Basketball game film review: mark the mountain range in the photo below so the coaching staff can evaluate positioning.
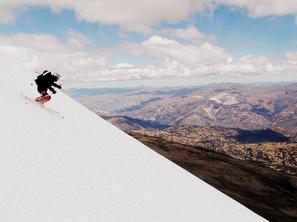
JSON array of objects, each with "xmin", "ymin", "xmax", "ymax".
[{"xmin": 66, "ymin": 83, "xmax": 297, "ymax": 139}]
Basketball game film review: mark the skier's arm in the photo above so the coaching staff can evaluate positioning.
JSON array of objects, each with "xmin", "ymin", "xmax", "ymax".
[
  {"xmin": 48, "ymin": 86, "xmax": 57, "ymax": 94},
  {"xmin": 52, "ymin": 82, "xmax": 62, "ymax": 89}
]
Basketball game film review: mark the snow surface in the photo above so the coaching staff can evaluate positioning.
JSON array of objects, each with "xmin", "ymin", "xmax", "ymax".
[{"xmin": 0, "ymin": 53, "xmax": 267, "ymax": 221}]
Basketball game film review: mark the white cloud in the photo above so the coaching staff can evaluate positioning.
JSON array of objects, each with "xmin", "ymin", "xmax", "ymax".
[
  {"xmin": 284, "ymin": 52, "xmax": 297, "ymax": 66},
  {"xmin": 95, "ymin": 54, "xmax": 290, "ymax": 82},
  {"xmin": 0, "ymin": 6, "xmax": 18, "ymax": 23},
  {"xmin": 138, "ymin": 35, "xmax": 230, "ymax": 67},
  {"xmin": 1, "ymin": 1, "xmax": 297, "ymax": 32},
  {"xmin": 0, "ymin": 32, "xmax": 107, "ymax": 80},
  {"xmin": 217, "ymin": 0, "xmax": 297, "ymax": 19},
  {"xmin": 117, "ymin": 35, "xmax": 296, "ymax": 80},
  {"xmin": 0, "ymin": 0, "xmax": 212, "ymax": 32},
  {"xmin": 0, "ymin": 32, "xmax": 295, "ymax": 83},
  {"xmin": 110, "ymin": 35, "xmax": 297, "ymax": 81},
  {"xmin": 206, "ymin": 55, "xmax": 283, "ymax": 76},
  {"xmin": 160, "ymin": 26, "xmax": 216, "ymax": 44}
]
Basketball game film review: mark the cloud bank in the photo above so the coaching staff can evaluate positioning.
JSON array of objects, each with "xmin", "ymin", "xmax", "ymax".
[
  {"xmin": 0, "ymin": 29, "xmax": 295, "ymax": 83},
  {"xmin": 1, "ymin": 1, "xmax": 297, "ymax": 31}
]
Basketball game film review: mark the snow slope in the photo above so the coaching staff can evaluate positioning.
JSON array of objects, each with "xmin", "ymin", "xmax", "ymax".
[{"xmin": 0, "ymin": 54, "xmax": 267, "ymax": 221}]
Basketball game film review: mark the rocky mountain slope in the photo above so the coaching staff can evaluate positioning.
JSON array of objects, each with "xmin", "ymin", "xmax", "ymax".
[
  {"xmin": 129, "ymin": 131, "xmax": 297, "ymax": 222},
  {"xmin": 66, "ymin": 83, "xmax": 297, "ymax": 138},
  {"xmin": 101, "ymin": 115, "xmax": 170, "ymax": 131},
  {"xmin": 130, "ymin": 125, "xmax": 297, "ymax": 175}
]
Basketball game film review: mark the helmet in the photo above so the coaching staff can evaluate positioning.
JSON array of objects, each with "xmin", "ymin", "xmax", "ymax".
[{"xmin": 41, "ymin": 70, "xmax": 49, "ymax": 75}]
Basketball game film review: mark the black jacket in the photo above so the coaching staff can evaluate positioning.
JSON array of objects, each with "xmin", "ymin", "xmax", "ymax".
[{"xmin": 35, "ymin": 71, "xmax": 61, "ymax": 93}]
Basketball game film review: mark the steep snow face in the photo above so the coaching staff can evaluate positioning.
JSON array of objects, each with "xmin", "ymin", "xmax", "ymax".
[{"xmin": 0, "ymin": 54, "xmax": 266, "ymax": 222}]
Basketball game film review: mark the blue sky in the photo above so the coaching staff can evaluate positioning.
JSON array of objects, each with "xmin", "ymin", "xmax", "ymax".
[
  {"xmin": 0, "ymin": 8, "xmax": 121, "ymax": 48},
  {"xmin": 195, "ymin": 6, "xmax": 297, "ymax": 58},
  {"xmin": 2, "ymin": 5, "xmax": 296, "ymax": 57},
  {"xmin": 0, "ymin": 1, "xmax": 296, "ymax": 86}
]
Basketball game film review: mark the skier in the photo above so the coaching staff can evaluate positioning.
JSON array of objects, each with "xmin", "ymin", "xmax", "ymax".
[{"xmin": 35, "ymin": 70, "xmax": 62, "ymax": 104}]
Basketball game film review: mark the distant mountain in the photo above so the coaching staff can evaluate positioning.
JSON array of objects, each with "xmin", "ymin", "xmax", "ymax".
[
  {"xmin": 101, "ymin": 115, "xmax": 170, "ymax": 131},
  {"xmin": 66, "ymin": 83, "xmax": 297, "ymax": 138},
  {"xmin": 112, "ymin": 83, "xmax": 297, "ymax": 139}
]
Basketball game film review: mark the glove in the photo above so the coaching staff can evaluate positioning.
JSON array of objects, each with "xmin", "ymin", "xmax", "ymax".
[
  {"xmin": 57, "ymin": 85, "xmax": 62, "ymax": 89},
  {"xmin": 52, "ymin": 90, "xmax": 57, "ymax": 94}
]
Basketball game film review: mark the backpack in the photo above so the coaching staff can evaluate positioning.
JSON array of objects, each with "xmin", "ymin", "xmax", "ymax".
[{"xmin": 35, "ymin": 71, "xmax": 50, "ymax": 85}]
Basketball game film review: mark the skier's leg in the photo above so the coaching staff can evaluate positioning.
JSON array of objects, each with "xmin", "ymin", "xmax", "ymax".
[
  {"xmin": 37, "ymin": 85, "xmax": 48, "ymax": 95},
  {"xmin": 36, "ymin": 86, "xmax": 48, "ymax": 102},
  {"xmin": 41, "ymin": 90, "xmax": 48, "ymax": 96},
  {"xmin": 37, "ymin": 85, "xmax": 44, "ymax": 94}
]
